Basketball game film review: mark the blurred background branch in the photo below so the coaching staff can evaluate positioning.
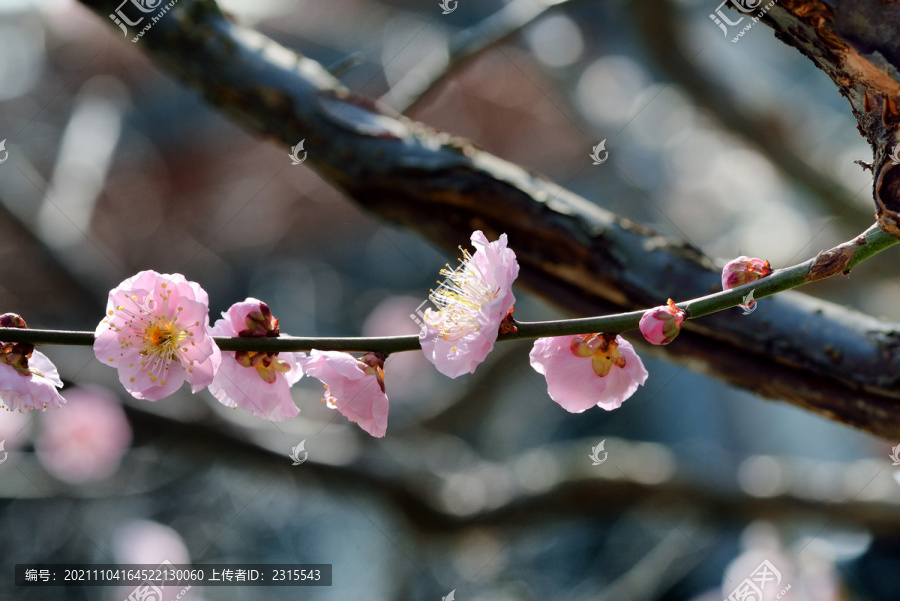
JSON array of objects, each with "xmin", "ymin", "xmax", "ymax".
[
  {"xmin": 382, "ymin": 0, "xmax": 585, "ymax": 113},
  {"xmin": 7, "ymin": 403, "xmax": 900, "ymax": 534}
]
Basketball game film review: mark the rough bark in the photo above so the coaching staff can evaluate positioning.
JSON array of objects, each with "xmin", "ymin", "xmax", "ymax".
[
  {"xmin": 757, "ymin": 1, "xmax": 900, "ymax": 233},
  {"xmin": 74, "ymin": 0, "xmax": 900, "ymax": 437}
]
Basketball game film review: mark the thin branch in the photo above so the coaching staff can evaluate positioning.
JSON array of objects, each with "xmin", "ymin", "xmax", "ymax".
[{"xmin": 2, "ymin": 222, "xmax": 896, "ymax": 353}]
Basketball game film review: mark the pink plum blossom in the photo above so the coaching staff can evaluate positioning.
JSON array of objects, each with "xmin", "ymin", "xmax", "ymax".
[
  {"xmin": 722, "ymin": 256, "xmax": 772, "ymax": 310},
  {"xmin": 302, "ymin": 350, "xmax": 389, "ymax": 438},
  {"xmin": 94, "ymin": 270, "xmax": 221, "ymax": 401},
  {"xmin": 639, "ymin": 299, "xmax": 686, "ymax": 345},
  {"xmin": 208, "ymin": 298, "xmax": 304, "ymax": 421},
  {"xmin": 36, "ymin": 386, "xmax": 131, "ymax": 484},
  {"xmin": 529, "ymin": 333, "xmax": 648, "ymax": 412},
  {"xmin": 0, "ymin": 351, "xmax": 65, "ymax": 413},
  {"xmin": 420, "ymin": 230, "xmax": 519, "ymax": 378},
  {"xmin": 0, "ymin": 313, "xmax": 65, "ymax": 412}
]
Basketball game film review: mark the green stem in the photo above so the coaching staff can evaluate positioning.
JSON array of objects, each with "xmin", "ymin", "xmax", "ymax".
[{"xmin": 1, "ymin": 224, "xmax": 896, "ymax": 355}]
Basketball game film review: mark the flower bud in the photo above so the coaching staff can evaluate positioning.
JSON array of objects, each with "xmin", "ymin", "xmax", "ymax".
[
  {"xmin": 239, "ymin": 302, "xmax": 279, "ymax": 338},
  {"xmin": 721, "ymin": 256, "xmax": 772, "ymax": 291},
  {"xmin": 0, "ymin": 313, "xmax": 28, "ymax": 329},
  {"xmin": 639, "ymin": 299, "xmax": 685, "ymax": 345}
]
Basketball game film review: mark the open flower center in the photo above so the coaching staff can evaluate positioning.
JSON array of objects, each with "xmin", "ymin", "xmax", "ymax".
[
  {"xmin": 105, "ymin": 292, "xmax": 198, "ymax": 386},
  {"xmin": 141, "ymin": 317, "xmax": 187, "ymax": 360},
  {"xmin": 428, "ymin": 249, "xmax": 500, "ymax": 341},
  {"xmin": 235, "ymin": 350, "xmax": 291, "ymax": 383},
  {"xmin": 142, "ymin": 319, "xmax": 179, "ymax": 350},
  {"xmin": 570, "ymin": 333, "xmax": 627, "ymax": 377}
]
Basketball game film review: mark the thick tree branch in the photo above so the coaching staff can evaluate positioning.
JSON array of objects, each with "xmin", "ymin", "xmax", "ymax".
[
  {"xmin": 71, "ymin": 0, "xmax": 900, "ymax": 437},
  {"xmin": 755, "ymin": 1, "xmax": 900, "ymax": 234}
]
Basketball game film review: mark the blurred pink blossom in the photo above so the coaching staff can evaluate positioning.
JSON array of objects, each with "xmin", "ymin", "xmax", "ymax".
[
  {"xmin": 529, "ymin": 333, "xmax": 648, "ymax": 412},
  {"xmin": 208, "ymin": 299, "xmax": 304, "ymax": 421},
  {"xmin": 113, "ymin": 519, "xmax": 191, "ymax": 565},
  {"xmin": 0, "ymin": 409, "xmax": 31, "ymax": 452},
  {"xmin": 420, "ymin": 230, "xmax": 519, "ymax": 378},
  {"xmin": 94, "ymin": 270, "xmax": 221, "ymax": 401},
  {"xmin": 363, "ymin": 296, "xmax": 438, "ymax": 404},
  {"xmin": 113, "ymin": 520, "xmax": 195, "ymax": 601},
  {"xmin": 639, "ymin": 299, "xmax": 685, "ymax": 345},
  {"xmin": 302, "ymin": 350, "xmax": 389, "ymax": 437},
  {"xmin": 36, "ymin": 386, "xmax": 131, "ymax": 484}
]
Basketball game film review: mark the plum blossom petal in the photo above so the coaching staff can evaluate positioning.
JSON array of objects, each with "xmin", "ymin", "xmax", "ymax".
[
  {"xmin": 0, "ymin": 351, "xmax": 65, "ymax": 413},
  {"xmin": 529, "ymin": 333, "xmax": 648, "ymax": 413},
  {"xmin": 208, "ymin": 298, "xmax": 304, "ymax": 421},
  {"xmin": 420, "ymin": 230, "xmax": 519, "ymax": 378},
  {"xmin": 36, "ymin": 386, "xmax": 131, "ymax": 484},
  {"xmin": 302, "ymin": 350, "xmax": 389, "ymax": 438},
  {"xmin": 639, "ymin": 299, "xmax": 686, "ymax": 345},
  {"xmin": 0, "ymin": 313, "xmax": 65, "ymax": 412},
  {"xmin": 94, "ymin": 270, "xmax": 221, "ymax": 401}
]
